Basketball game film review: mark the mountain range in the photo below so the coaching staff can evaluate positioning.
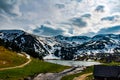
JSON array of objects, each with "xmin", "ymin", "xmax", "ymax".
[{"xmin": 0, "ymin": 30, "xmax": 120, "ymax": 60}]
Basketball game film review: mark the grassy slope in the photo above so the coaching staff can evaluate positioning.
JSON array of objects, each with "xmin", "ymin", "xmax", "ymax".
[
  {"xmin": 0, "ymin": 46, "xmax": 28, "ymax": 68},
  {"xmin": 0, "ymin": 46, "xmax": 70, "ymax": 80},
  {"xmin": 0, "ymin": 58, "xmax": 70, "ymax": 80}
]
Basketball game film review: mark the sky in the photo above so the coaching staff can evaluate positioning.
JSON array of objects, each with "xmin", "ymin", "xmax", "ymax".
[{"xmin": 0, "ymin": 0, "xmax": 120, "ymax": 37}]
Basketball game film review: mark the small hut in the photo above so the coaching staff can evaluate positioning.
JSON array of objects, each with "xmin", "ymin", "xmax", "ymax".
[{"xmin": 93, "ymin": 65, "xmax": 120, "ymax": 80}]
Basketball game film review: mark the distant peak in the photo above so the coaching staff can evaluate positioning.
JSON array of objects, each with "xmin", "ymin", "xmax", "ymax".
[{"xmin": 0, "ymin": 29, "xmax": 25, "ymax": 33}]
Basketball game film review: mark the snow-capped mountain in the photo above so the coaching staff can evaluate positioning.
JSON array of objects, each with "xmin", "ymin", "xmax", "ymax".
[
  {"xmin": 0, "ymin": 30, "xmax": 120, "ymax": 60},
  {"xmin": 55, "ymin": 35, "xmax": 90, "ymax": 44},
  {"xmin": 76, "ymin": 34, "xmax": 120, "ymax": 54},
  {"xmin": 0, "ymin": 30, "xmax": 49, "ymax": 59}
]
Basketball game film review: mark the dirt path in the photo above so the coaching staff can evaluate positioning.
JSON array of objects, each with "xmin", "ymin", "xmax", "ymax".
[
  {"xmin": 73, "ymin": 73, "xmax": 92, "ymax": 80},
  {"xmin": 33, "ymin": 67, "xmax": 85, "ymax": 80},
  {"xmin": 0, "ymin": 53, "xmax": 31, "ymax": 71}
]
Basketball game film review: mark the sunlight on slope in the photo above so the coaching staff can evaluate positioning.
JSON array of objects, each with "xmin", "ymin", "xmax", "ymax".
[{"xmin": 0, "ymin": 46, "xmax": 28, "ymax": 68}]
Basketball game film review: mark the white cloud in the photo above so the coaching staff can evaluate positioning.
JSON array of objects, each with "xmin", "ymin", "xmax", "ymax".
[
  {"xmin": 0, "ymin": 0, "xmax": 120, "ymax": 36},
  {"xmin": 0, "ymin": 0, "xmax": 22, "ymax": 16}
]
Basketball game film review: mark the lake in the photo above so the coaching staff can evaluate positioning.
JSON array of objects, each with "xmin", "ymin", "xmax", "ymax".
[{"xmin": 45, "ymin": 60, "xmax": 101, "ymax": 67}]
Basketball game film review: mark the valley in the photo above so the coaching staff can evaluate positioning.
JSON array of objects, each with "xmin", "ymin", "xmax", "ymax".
[
  {"xmin": 0, "ymin": 30, "xmax": 120, "ymax": 80},
  {"xmin": 0, "ymin": 0, "xmax": 119, "ymax": 80}
]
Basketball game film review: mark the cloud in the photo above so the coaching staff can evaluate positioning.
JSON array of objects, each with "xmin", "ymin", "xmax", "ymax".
[
  {"xmin": 0, "ymin": 0, "xmax": 120, "ymax": 37},
  {"xmin": 81, "ymin": 13, "xmax": 91, "ymax": 18},
  {"xmin": 61, "ymin": 16, "xmax": 87, "ymax": 28},
  {"xmin": 44, "ymin": 21, "xmax": 52, "ymax": 25},
  {"xmin": 98, "ymin": 25, "xmax": 120, "ymax": 34},
  {"xmin": 101, "ymin": 16, "xmax": 115, "ymax": 21},
  {"xmin": 0, "ymin": 0, "xmax": 21, "ymax": 16},
  {"xmin": 69, "ymin": 17, "xmax": 87, "ymax": 27},
  {"xmin": 55, "ymin": 3, "xmax": 65, "ymax": 9},
  {"xmin": 33, "ymin": 25, "xmax": 64, "ymax": 36},
  {"xmin": 101, "ymin": 15, "xmax": 120, "ymax": 22},
  {"xmin": 81, "ymin": 32, "xmax": 95, "ymax": 37},
  {"xmin": 95, "ymin": 5, "xmax": 105, "ymax": 12},
  {"xmin": 71, "ymin": 0, "xmax": 82, "ymax": 2},
  {"xmin": 0, "ymin": 14, "xmax": 10, "ymax": 22}
]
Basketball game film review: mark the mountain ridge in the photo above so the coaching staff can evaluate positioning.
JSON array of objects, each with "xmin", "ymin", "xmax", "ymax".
[{"xmin": 0, "ymin": 30, "xmax": 120, "ymax": 60}]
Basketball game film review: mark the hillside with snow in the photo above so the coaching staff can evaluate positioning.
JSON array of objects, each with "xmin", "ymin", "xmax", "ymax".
[
  {"xmin": 0, "ymin": 30, "xmax": 120, "ymax": 60},
  {"xmin": 0, "ymin": 30, "xmax": 49, "ymax": 59}
]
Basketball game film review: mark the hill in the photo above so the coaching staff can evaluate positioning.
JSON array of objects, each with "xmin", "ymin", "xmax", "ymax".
[
  {"xmin": 0, "ymin": 46, "xmax": 69, "ymax": 80},
  {"xmin": 0, "ymin": 46, "xmax": 28, "ymax": 69}
]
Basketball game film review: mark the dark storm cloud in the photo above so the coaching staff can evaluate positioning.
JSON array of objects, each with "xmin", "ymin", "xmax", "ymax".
[
  {"xmin": 0, "ymin": 0, "xmax": 21, "ymax": 16},
  {"xmin": 95, "ymin": 5, "xmax": 105, "ymax": 12},
  {"xmin": 70, "ymin": 17, "xmax": 87, "ymax": 27},
  {"xmin": 33, "ymin": 25, "xmax": 64, "ymax": 36},
  {"xmin": 98, "ymin": 25, "xmax": 120, "ymax": 34}
]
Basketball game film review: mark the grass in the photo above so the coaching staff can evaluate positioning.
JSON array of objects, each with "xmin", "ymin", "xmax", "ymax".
[
  {"xmin": 0, "ymin": 46, "xmax": 70, "ymax": 80},
  {"xmin": 103, "ymin": 61, "xmax": 120, "ymax": 66},
  {"xmin": 0, "ymin": 58, "xmax": 70, "ymax": 80},
  {"xmin": 0, "ymin": 46, "xmax": 28, "ymax": 68},
  {"xmin": 85, "ymin": 75, "xmax": 93, "ymax": 80}
]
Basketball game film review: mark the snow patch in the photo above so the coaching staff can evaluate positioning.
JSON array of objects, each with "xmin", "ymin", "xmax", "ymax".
[{"xmin": 43, "ymin": 54, "xmax": 60, "ymax": 60}]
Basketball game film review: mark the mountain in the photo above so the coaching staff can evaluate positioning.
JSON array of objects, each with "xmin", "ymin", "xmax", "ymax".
[
  {"xmin": 77, "ymin": 34, "xmax": 120, "ymax": 53},
  {"xmin": 0, "ymin": 30, "xmax": 120, "ymax": 60},
  {"xmin": 42, "ymin": 34, "xmax": 120, "ymax": 60},
  {"xmin": 0, "ymin": 30, "xmax": 48, "ymax": 59}
]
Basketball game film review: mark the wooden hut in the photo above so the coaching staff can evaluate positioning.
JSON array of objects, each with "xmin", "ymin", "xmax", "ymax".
[{"xmin": 93, "ymin": 65, "xmax": 120, "ymax": 80}]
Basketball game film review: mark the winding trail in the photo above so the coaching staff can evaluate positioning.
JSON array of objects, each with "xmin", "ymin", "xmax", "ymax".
[
  {"xmin": 0, "ymin": 53, "xmax": 31, "ymax": 71},
  {"xmin": 73, "ymin": 73, "xmax": 92, "ymax": 80}
]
